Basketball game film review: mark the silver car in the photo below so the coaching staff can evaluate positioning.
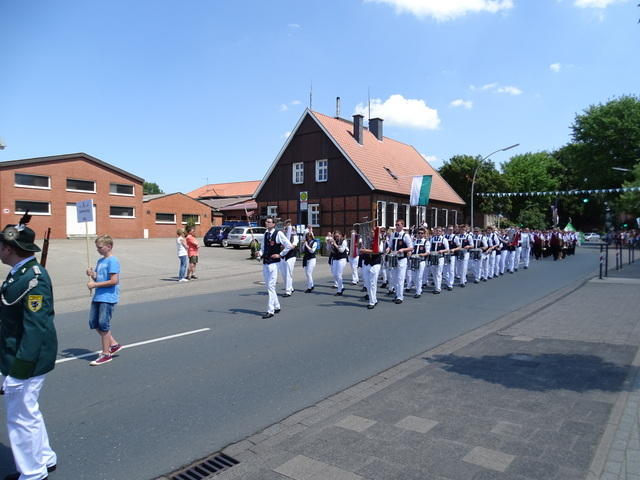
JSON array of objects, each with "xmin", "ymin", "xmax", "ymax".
[{"xmin": 226, "ymin": 227, "xmax": 266, "ymax": 248}]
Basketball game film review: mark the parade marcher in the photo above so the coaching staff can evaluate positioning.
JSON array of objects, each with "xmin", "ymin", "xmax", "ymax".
[
  {"xmin": 549, "ymin": 228, "xmax": 562, "ymax": 261},
  {"xmin": 0, "ymin": 217, "xmax": 58, "ymax": 480},
  {"xmin": 506, "ymin": 228, "xmax": 521, "ymax": 273},
  {"xmin": 386, "ymin": 219, "xmax": 413, "ymax": 304},
  {"xmin": 348, "ymin": 229, "xmax": 360, "ymax": 285},
  {"xmin": 360, "ymin": 228, "xmax": 384, "ymax": 309},
  {"xmin": 428, "ymin": 227, "xmax": 450, "ymax": 294},
  {"xmin": 532, "ymin": 230, "xmax": 543, "ymax": 260},
  {"xmin": 327, "ymin": 231, "xmax": 349, "ymax": 296},
  {"xmin": 280, "ymin": 220, "xmax": 298, "ymax": 297},
  {"xmin": 443, "ymin": 226, "xmax": 459, "ymax": 290},
  {"xmin": 379, "ymin": 227, "xmax": 389, "ymax": 289},
  {"xmin": 302, "ymin": 231, "xmax": 317, "ymax": 293},
  {"xmin": 408, "ymin": 227, "xmax": 429, "ymax": 298},
  {"xmin": 520, "ymin": 227, "xmax": 532, "ymax": 269},
  {"xmin": 455, "ymin": 226, "xmax": 472, "ymax": 287},
  {"xmin": 485, "ymin": 226, "xmax": 498, "ymax": 280},
  {"xmin": 257, "ymin": 217, "xmax": 292, "ymax": 319},
  {"xmin": 470, "ymin": 227, "xmax": 487, "ymax": 283}
]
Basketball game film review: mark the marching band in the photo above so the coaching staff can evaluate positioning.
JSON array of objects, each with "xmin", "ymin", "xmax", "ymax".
[{"xmin": 258, "ymin": 217, "xmax": 580, "ymax": 316}]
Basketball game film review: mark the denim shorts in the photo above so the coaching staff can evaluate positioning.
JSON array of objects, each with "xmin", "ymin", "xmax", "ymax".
[{"xmin": 89, "ymin": 302, "xmax": 115, "ymax": 332}]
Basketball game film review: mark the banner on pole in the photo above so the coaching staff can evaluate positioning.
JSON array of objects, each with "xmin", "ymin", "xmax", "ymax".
[
  {"xmin": 76, "ymin": 199, "xmax": 93, "ymax": 223},
  {"xmin": 410, "ymin": 175, "xmax": 432, "ymax": 207}
]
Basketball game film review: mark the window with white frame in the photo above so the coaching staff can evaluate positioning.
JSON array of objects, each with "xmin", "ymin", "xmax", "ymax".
[
  {"xmin": 155, "ymin": 213, "xmax": 176, "ymax": 224},
  {"xmin": 15, "ymin": 173, "xmax": 50, "ymax": 189},
  {"xmin": 292, "ymin": 162, "xmax": 304, "ymax": 184},
  {"xmin": 110, "ymin": 183, "xmax": 134, "ymax": 196},
  {"xmin": 419, "ymin": 206, "xmax": 427, "ymax": 225},
  {"xmin": 403, "ymin": 204, "xmax": 410, "ymax": 227},
  {"xmin": 110, "ymin": 206, "xmax": 135, "ymax": 218},
  {"xmin": 66, "ymin": 178, "xmax": 96, "ymax": 193},
  {"xmin": 385, "ymin": 202, "xmax": 397, "ymax": 227},
  {"xmin": 377, "ymin": 201, "xmax": 386, "ymax": 227},
  {"xmin": 452, "ymin": 210, "xmax": 458, "ymax": 226},
  {"xmin": 267, "ymin": 205, "xmax": 278, "ymax": 217},
  {"xmin": 181, "ymin": 214, "xmax": 201, "ymax": 225},
  {"xmin": 430, "ymin": 207, "xmax": 437, "ymax": 227},
  {"xmin": 15, "ymin": 200, "xmax": 50, "ymax": 215},
  {"xmin": 308, "ymin": 204, "xmax": 320, "ymax": 227},
  {"xmin": 315, "ymin": 159, "xmax": 328, "ymax": 182}
]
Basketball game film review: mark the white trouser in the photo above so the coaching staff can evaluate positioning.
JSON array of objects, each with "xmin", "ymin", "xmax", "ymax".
[
  {"xmin": 280, "ymin": 256, "xmax": 296, "ymax": 294},
  {"xmin": 507, "ymin": 249, "xmax": 517, "ymax": 272},
  {"xmin": 331, "ymin": 258, "xmax": 347, "ymax": 291},
  {"xmin": 363, "ymin": 263, "xmax": 381, "ymax": 306},
  {"xmin": 515, "ymin": 246, "xmax": 522, "ymax": 270},
  {"xmin": 349, "ymin": 256, "xmax": 359, "ymax": 283},
  {"xmin": 392, "ymin": 258, "xmax": 408, "ymax": 300},
  {"xmin": 492, "ymin": 250, "xmax": 500, "ymax": 277},
  {"xmin": 456, "ymin": 252, "xmax": 469, "ymax": 285},
  {"xmin": 429, "ymin": 257, "xmax": 444, "ymax": 291},
  {"xmin": 380, "ymin": 263, "xmax": 387, "ymax": 283},
  {"xmin": 443, "ymin": 256, "xmax": 455, "ymax": 288},
  {"xmin": 304, "ymin": 258, "xmax": 316, "ymax": 289},
  {"xmin": 4, "ymin": 375, "xmax": 56, "ymax": 480},
  {"xmin": 480, "ymin": 253, "xmax": 490, "ymax": 280},
  {"xmin": 499, "ymin": 250, "xmax": 508, "ymax": 274},
  {"xmin": 487, "ymin": 251, "xmax": 496, "ymax": 278},
  {"xmin": 471, "ymin": 258, "xmax": 482, "ymax": 282},
  {"xmin": 521, "ymin": 245, "xmax": 531, "ymax": 267},
  {"xmin": 263, "ymin": 263, "xmax": 280, "ymax": 313},
  {"xmin": 409, "ymin": 261, "xmax": 426, "ymax": 294}
]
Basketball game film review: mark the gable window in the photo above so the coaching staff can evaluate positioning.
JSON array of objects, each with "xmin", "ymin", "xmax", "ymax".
[
  {"xmin": 267, "ymin": 205, "xmax": 278, "ymax": 217},
  {"xmin": 15, "ymin": 173, "xmax": 50, "ymax": 189},
  {"xmin": 292, "ymin": 162, "xmax": 304, "ymax": 184},
  {"xmin": 156, "ymin": 213, "xmax": 176, "ymax": 224},
  {"xmin": 67, "ymin": 178, "xmax": 96, "ymax": 193},
  {"xmin": 110, "ymin": 183, "xmax": 134, "ymax": 196},
  {"xmin": 315, "ymin": 159, "xmax": 328, "ymax": 182},
  {"xmin": 15, "ymin": 200, "xmax": 50, "ymax": 215},
  {"xmin": 110, "ymin": 206, "xmax": 135, "ymax": 218},
  {"xmin": 377, "ymin": 201, "xmax": 386, "ymax": 227},
  {"xmin": 308, "ymin": 204, "xmax": 320, "ymax": 227},
  {"xmin": 181, "ymin": 214, "xmax": 201, "ymax": 225}
]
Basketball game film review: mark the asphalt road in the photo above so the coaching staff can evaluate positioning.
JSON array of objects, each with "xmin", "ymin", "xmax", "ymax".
[{"xmin": 0, "ymin": 248, "xmax": 601, "ymax": 480}]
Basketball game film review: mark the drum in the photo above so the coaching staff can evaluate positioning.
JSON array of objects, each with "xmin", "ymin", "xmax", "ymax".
[
  {"xmin": 470, "ymin": 248, "xmax": 482, "ymax": 260},
  {"xmin": 386, "ymin": 253, "xmax": 399, "ymax": 268},
  {"xmin": 409, "ymin": 255, "xmax": 422, "ymax": 270},
  {"xmin": 456, "ymin": 250, "xmax": 466, "ymax": 261},
  {"xmin": 443, "ymin": 253, "xmax": 452, "ymax": 265},
  {"xmin": 428, "ymin": 252, "xmax": 440, "ymax": 266}
]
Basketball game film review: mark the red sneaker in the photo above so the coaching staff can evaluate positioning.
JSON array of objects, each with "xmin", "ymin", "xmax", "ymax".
[
  {"xmin": 109, "ymin": 344, "xmax": 122, "ymax": 355},
  {"xmin": 90, "ymin": 354, "xmax": 113, "ymax": 366}
]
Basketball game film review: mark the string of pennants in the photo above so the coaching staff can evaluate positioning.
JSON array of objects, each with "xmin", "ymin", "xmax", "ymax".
[{"xmin": 477, "ymin": 186, "xmax": 640, "ymax": 197}]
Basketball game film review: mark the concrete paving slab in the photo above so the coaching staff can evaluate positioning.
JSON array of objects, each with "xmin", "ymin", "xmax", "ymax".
[{"xmin": 462, "ymin": 446, "xmax": 515, "ymax": 472}]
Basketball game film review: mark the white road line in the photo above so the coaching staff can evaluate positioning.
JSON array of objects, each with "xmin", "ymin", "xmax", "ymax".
[{"xmin": 55, "ymin": 328, "xmax": 211, "ymax": 364}]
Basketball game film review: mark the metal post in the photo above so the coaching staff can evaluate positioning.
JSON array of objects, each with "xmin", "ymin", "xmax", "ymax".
[
  {"xmin": 599, "ymin": 244, "xmax": 603, "ymax": 280},
  {"xmin": 605, "ymin": 243, "xmax": 609, "ymax": 277}
]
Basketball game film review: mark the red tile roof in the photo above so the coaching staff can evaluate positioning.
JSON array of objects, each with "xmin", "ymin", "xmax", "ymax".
[
  {"xmin": 188, "ymin": 180, "xmax": 261, "ymax": 199},
  {"xmin": 310, "ymin": 111, "xmax": 464, "ymax": 205}
]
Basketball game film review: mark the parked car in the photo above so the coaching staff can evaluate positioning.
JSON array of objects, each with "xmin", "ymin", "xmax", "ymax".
[
  {"xmin": 203, "ymin": 226, "xmax": 233, "ymax": 247},
  {"xmin": 584, "ymin": 232, "xmax": 601, "ymax": 242},
  {"xmin": 226, "ymin": 227, "xmax": 266, "ymax": 248}
]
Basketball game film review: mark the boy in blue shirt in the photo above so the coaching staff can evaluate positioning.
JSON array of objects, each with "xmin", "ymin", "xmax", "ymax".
[{"xmin": 86, "ymin": 234, "xmax": 122, "ymax": 366}]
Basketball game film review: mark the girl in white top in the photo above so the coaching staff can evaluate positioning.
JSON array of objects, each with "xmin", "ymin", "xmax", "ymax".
[{"xmin": 176, "ymin": 228, "xmax": 189, "ymax": 282}]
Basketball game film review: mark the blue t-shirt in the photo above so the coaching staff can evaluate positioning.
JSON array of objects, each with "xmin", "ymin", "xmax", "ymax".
[{"xmin": 93, "ymin": 256, "xmax": 120, "ymax": 304}]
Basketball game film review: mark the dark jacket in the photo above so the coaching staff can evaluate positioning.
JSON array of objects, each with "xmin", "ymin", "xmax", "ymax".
[{"xmin": 0, "ymin": 258, "xmax": 57, "ymax": 379}]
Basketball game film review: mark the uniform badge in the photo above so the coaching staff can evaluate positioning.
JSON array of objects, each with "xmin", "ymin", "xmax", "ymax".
[{"xmin": 27, "ymin": 295, "xmax": 43, "ymax": 312}]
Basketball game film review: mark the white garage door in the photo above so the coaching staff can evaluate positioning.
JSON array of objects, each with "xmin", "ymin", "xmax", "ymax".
[{"xmin": 66, "ymin": 203, "xmax": 96, "ymax": 237}]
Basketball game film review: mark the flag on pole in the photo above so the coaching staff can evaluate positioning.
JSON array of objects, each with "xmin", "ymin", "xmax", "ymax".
[{"xmin": 410, "ymin": 175, "xmax": 432, "ymax": 206}]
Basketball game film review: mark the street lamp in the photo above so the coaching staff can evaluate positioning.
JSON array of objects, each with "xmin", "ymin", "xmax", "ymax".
[{"xmin": 470, "ymin": 143, "xmax": 519, "ymax": 229}]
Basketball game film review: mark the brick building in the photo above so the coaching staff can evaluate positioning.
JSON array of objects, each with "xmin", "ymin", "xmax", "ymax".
[
  {"xmin": 0, "ymin": 153, "xmax": 144, "ymax": 239},
  {"xmin": 142, "ymin": 193, "xmax": 212, "ymax": 238},
  {"xmin": 188, "ymin": 180, "xmax": 260, "ymax": 225},
  {"xmin": 255, "ymin": 110, "xmax": 465, "ymax": 233}
]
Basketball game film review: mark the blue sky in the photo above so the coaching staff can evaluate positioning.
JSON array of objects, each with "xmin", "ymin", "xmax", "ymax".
[{"xmin": 1, "ymin": 0, "xmax": 637, "ymax": 194}]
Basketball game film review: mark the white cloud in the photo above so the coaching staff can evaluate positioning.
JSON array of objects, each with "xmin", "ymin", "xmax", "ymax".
[
  {"xmin": 422, "ymin": 153, "xmax": 443, "ymax": 169},
  {"xmin": 496, "ymin": 85, "xmax": 522, "ymax": 95},
  {"xmin": 450, "ymin": 99, "xmax": 473, "ymax": 109},
  {"xmin": 279, "ymin": 100, "xmax": 302, "ymax": 112},
  {"xmin": 354, "ymin": 94, "xmax": 440, "ymax": 130},
  {"xmin": 365, "ymin": 0, "xmax": 514, "ymax": 21},
  {"xmin": 574, "ymin": 0, "xmax": 624, "ymax": 8},
  {"xmin": 287, "ymin": 23, "xmax": 301, "ymax": 28},
  {"xmin": 279, "ymin": 104, "xmax": 288, "ymax": 112},
  {"xmin": 549, "ymin": 63, "xmax": 562, "ymax": 72},
  {"xmin": 290, "ymin": 100, "xmax": 301, "ymax": 105}
]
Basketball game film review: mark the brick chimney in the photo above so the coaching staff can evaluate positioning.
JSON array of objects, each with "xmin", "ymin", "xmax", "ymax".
[
  {"xmin": 353, "ymin": 114, "xmax": 364, "ymax": 144},
  {"xmin": 369, "ymin": 117, "xmax": 383, "ymax": 141}
]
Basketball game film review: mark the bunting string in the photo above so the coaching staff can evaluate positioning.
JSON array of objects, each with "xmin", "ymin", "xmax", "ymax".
[{"xmin": 477, "ymin": 186, "xmax": 640, "ymax": 197}]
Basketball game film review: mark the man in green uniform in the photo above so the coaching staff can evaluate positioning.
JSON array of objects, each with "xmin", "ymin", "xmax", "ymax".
[{"xmin": 0, "ymin": 222, "xmax": 57, "ymax": 480}]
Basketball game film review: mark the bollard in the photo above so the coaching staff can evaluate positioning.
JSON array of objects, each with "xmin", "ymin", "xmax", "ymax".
[{"xmin": 599, "ymin": 244, "xmax": 604, "ymax": 280}]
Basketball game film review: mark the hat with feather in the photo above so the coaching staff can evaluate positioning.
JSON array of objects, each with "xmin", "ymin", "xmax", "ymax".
[{"xmin": 0, "ymin": 211, "xmax": 41, "ymax": 252}]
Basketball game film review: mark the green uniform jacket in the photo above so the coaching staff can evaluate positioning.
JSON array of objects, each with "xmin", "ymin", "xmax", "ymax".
[{"xmin": 0, "ymin": 258, "xmax": 58, "ymax": 379}]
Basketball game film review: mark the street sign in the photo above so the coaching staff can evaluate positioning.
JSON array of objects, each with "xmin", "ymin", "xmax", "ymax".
[
  {"xmin": 76, "ymin": 199, "xmax": 94, "ymax": 223},
  {"xmin": 300, "ymin": 201, "xmax": 308, "ymax": 211},
  {"xmin": 299, "ymin": 191, "xmax": 308, "ymax": 202}
]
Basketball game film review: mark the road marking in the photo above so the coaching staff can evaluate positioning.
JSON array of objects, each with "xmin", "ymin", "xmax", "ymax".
[{"xmin": 55, "ymin": 328, "xmax": 211, "ymax": 364}]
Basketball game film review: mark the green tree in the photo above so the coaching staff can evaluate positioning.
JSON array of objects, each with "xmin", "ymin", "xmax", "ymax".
[
  {"xmin": 143, "ymin": 182, "xmax": 164, "ymax": 194},
  {"xmin": 616, "ymin": 162, "xmax": 640, "ymax": 215},
  {"xmin": 438, "ymin": 154, "xmax": 505, "ymax": 223},
  {"xmin": 500, "ymin": 152, "xmax": 564, "ymax": 225}
]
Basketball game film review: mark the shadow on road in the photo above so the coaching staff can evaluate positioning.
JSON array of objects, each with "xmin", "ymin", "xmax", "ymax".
[
  {"xmin": 0, "ymin": 442, "xmax": 15, "ymax": 479},
  {"xmin": 427, "ymin": 352, "xmax": 632, "ymax": 393},
  {"xmin": 59, "ymin": 348, "xmax": 95, "ymax": 362}
]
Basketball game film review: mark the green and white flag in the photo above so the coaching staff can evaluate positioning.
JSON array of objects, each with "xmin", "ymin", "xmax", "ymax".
[{"xmin": 410, "ymin": 175, "xmax": 432, "ymax": 206}]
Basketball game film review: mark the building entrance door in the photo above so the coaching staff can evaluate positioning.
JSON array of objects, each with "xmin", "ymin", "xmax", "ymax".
[{"xmin": 66, "ymin": 203, "xmax": 96, "ymax": 237}]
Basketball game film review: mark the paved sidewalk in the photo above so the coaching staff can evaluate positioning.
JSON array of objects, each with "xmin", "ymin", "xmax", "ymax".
[{"xmin": 162, "ymin": 261, "xmax": 640, "ymax": 480}]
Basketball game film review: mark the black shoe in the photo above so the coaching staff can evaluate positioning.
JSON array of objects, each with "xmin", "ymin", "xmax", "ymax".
[
  {"xmin": 474, "ymin": 280, "xmax": 480, "ymax": 284},
  {"xmin": 459, "ymin": 283, "xmax": 466, "ymax": 288},
  {"xmin": 394, "ymin": 298, "xmax": 403, "ymax": 304},
  {"xmin": 304, "ymin": 289, "xmax": 312, "ymax": 293},
  {"xmin": 433, "ymin": 290, "xmax": 441, "ymax": 294},
  {"xmin": 283, "ymin": 293, "xmax": 292, "ymax": 297},
  {"xmin": 262, "ymin": 312, "xmax": 274, "ymax": 318},
  {"xmin": 481, "ymin": 278, "xmax": 487, "ymax": 282},
  {"xmin": 446, "ymin": 286, "xmax": 453, "ymax": 291},
  {"xmin": 380, "ymin": 282, "xmax": 388, "ymax": 289},
  {"xmin": 414, "ymin": 294, "xmax": 421, "ymax": 298},
  {"xmin": 367, "ymin": 304, "xmax": 375, "ymax": 309},
  {"xmin": 274, "ymin": 308, "xmax": 281, "ymax": 314},
  {"xmin": 524, "ymin": 266, "xmax": 528, "ymax": 269},
  {"xmin": 361, "ymin": 286, "xmax": 367, "ymax": 292},
  {"xmin": 335, "ymin": 290, "xmax": 344, "ymax": 296},
  {"xmin": 362, "ymin": 294, "xmax": 369, "ymax": 300}
]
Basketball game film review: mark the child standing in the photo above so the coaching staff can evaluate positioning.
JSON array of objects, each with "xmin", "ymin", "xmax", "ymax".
[
  {"xmin": 86, "ymin": 234, "xmax": 122, "ymax": 366},
  {"xmin": 185, "ymin": 226, "xmax": 199, "ymax": 280}
]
